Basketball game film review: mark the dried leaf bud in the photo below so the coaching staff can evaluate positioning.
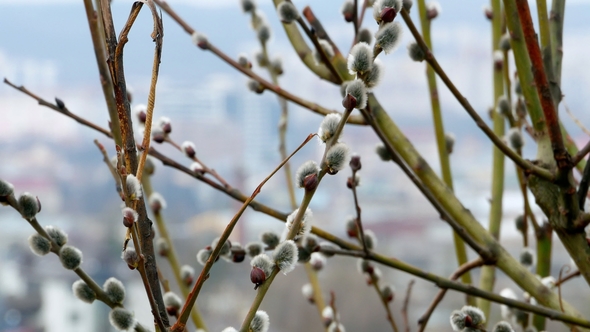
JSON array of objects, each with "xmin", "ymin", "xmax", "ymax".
[
  {"xmin": 250, "ymin": 310, "xmax": 270, "ymax": 332},
  {"xmin": 286, "ymin": 208, "xmax": 313, "ymax": 240},
  {"xmin": 380, "ymin": 283, "xmax": 395, "ymax": 302},
  {"xmin": 341, "ymin": 0, "xmax": 354, "ymax": 22},
  {"xmin": 237, "ymin": 53, "xmax": 252, "ymax": 69},
  {"xmin": 346, "ymin": 217, "xmax": 359, "ymax": 238},
  {"xmin": 122, "ymin": 248, "xmax": 140, "ymax": 269},
  {"xmin": 322, "ymin": 306, "xmax": 336, "ymax": 326},
  {"xmin": 19, "ymin": 192, "xmax": 40, "ymax": 219},
  {"xmin": 29, "ymin": 233, "xmax": 51, "ymax": 256},
  {"xmin": 499, "ymin": 33, "xmax": 511, "ymax": 52},
  {"xmin": 250, "ymin": 266, "xmax": 267, "ymax": 289},
  {"xmin": 164, "ymin": 291, "xmax": 182, "ymax": 316},
  {"xmin": 302, "ymin": 283, "xmax": 315, "ymax": 303},
  {"xmin": 278, "ymin": 1, "xmax": 300, "ymax": 23},
  {"xmin": 318, "ymin": 113, "xmax": 342, "ymax": 143},
  {"xmin": 349, "ymin": 155, "xmax": 362, "ymax": 172},
  {"xmin": 156, "ymin": 238, "xmax": 169, "ymax": 256},
  {"xmin": 196, "ymin": 248, "xmax": 212, "ymax": 266},
  {"xmin": 326, "ymin": 143, "xmax": 351, "ymax": 174},
  {"xmin": 380, "ymin": 7, "xmax": 397, "ymax": 23},
  {"xmin": 483, "ymin": 5, "xmax": 493, "ymax": 20},
  {"xmin": 53, "ymin": 97, "xmax": 66, "ymax": 110},
  {"xmin": 273, "ymin": 240, "xmax": 298, "ymax": 274},
  {"xmin": 231, "ymin": 244, "xmax": 247, "ymax": 263},
  {"xmin": 426, "ymin": 1, "xmax": 441, "ymax": 20},
  {"xmin": 191, "ymin": 32, "xmax": 208, "ymax": 49},
  {"xmin": 348, "ymin": 42, "xmax": 373, "ymax": 75},
  {"xmin": 251, "ymin": 253, "xmax": 275, "ymax": 283},
  {"xmin": 157, "ymin": 116, "xmax": 172, "ymax": 134},
  {"xmin": 407, "ymin": 42, "xmax": 425, "ymax": 62},
  {"xmin": 492, "ymin": 321, "xmax": 515, "ymax": 332},
  {"xmin": 345, "ymin": 79, "xmax": 367, "ymax": 109},
  {"xmin": 296, "ymin": 161, "xmax": 321, "ymax": 188},
  {"xmin": 59, "ymin": 245, "xmax": 83, "ymax": 270},
  {"xmin": 72, "ymin": 280, "xmax": 96, "ymax": 303},
  {"xmin": 152, "ymin": 127, "xmax": 166, "ymax": 143},
  {"xmin": 375, "ymin": 21, "xmax": 403, "ymax": 54},
  {"xmin": 342, "ymin": 93, "xmax": 357, "ymax": 111},
  {"xmin": 261, "ymin": 231, "xmax": 281, "ymax": 249},
  {"xmin": 103, "ymin": 277, "xmax": 126, "ymax": 304},
  {"xmin": 0, "ymin": 179, "xmax": 14, "ymax": 198},
  {"xmin": 181, "ymin": 141, "xmax": 196, "ymax": 158},
  {"xmin": 519, "ymin": 247, "xmax": 536, "ymax": 268},
  {"xmin": 373, "ymin": 0, "xmax": 402, "ymax": 24},
  {"xmin": 246, "ymin": 242, "xmax": 265, "ymax": 257},
  {"xmin": 46, "ymin": 225, "xmax": 68, "ymax": 246},
  {"xmin": 445, "ymin": 132, "xmax": 455, "ymax": 154},
  {"xmin": 508, "ymin": 128, "xmax": 524, "ymax": 150},
  {"xmin": 121, "ymin": 207, "xmax": 138, "ymax": 228},
  {"xmin": 309, "ymin": 252, "xmax": 326, "ymax": 271},
  {"xmin": 402, "ymin": 0, "xmax": 413, "ymax": 11},
  {"xmin": 257, "ymin": 24, "xmax": 271, "ymax": 44},
  {"xmin": 357, "ymin": 28, "xmax": 373, "ymax": 45},
  {"xmin": 313, "ymin": 39, "xmax": 335, "ymax": 65},
  {"xmin": 247, "ymin": 79, "xmax": 265, "ymax": 94},
  {"xmin": 109, "ymin": 307, "xmax": 136, "ymax": 331},
  {"xmin": 375, "ymin": 144, "xmax": 392, "ymax": 161},
  {"xmin": 134, "ymin": 104, "xmax": 147, "ymax": 124},
  {"xmin": 240, "ymin": 0, "xmax": 256, "ymax": 12},
  {"xmin": 464, "ymin": 305, "xmax": 486, "ymax": 327},
  {"xmin": 365, "ymin": 58, "xmax": 383, "ymax": 88},
  {"xmin": 180, "ymin": 265, "xmax": 195, "ymax": 285}
]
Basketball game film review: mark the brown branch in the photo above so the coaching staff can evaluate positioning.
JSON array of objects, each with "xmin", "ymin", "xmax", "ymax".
[
  {"xmin": 573, "ymin": 141, "xmax": 590, "ymax": 167},
  {"xmin": 152, "ymin": 0, "xmax": 364, "ymax": 125},
  {"xmin": 397, "ymin": 9, "xmax": 554, "ymax": 181},
  {"xmin": 350, "ymin": 167, "xmax": 369, "ymax": 254},
  {"xmin": 171, "ymin": 134, "xmax": 314, "ymax": 331},
  {"xmin": 556, "ymin": 269, "xmax": 581, "ymax": 287},
  {"xmin": 514, "ymin": 0, "xmax": 569, "ymax": 170},
  {"xmin": 417, "ymin": 258, "xmax": 485, "ymax": 332},
  {"xmin": 99, "ymin": 0, "xmax": 168, "ymax": 328},
  {"xmin": 401, "ymin": 279, "xmax": 415, "ymax": 332}
]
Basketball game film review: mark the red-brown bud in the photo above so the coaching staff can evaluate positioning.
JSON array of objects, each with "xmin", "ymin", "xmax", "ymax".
[
  {"xmin": 303, "ymin": 173, "xmax": 319, "ymax": 192},
  {"xmin": 250, "ymin": 266, "xmax": 266, "ymax": 290},
  {"xmin": 380, "ymin": 7, "xmax": 397, "ymax": 24},
  {"xmin": 349, "ymin": 155, "xmax": 361, "ymax": 171},
  {"xmin": 342, "ymin": 93, "xmax": 357, "ymax": 110}
]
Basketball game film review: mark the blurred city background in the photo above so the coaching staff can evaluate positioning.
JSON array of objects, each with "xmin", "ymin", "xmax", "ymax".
[{"xmin": 1, "ymin": 0, "xmax": 590, "ymax": 331}]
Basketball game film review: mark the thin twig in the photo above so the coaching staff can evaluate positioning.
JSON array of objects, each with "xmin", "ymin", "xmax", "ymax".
[
  {"xmin": 296, "ymin": 16, "xmax": 343, "ymax": 84},
  {"xmin": 350, "ymin": 168, "xmax": 369, "ymax": 254},
  {"xmin": 417, "ymin": 258, "xmax": 485, "ymax": 332},
  {"xmin": 171, "ymin": 134, "xmax": 315, "ymax": 332},
  {"xmin": 555, "ymin": 269, "xmax": 581, "ymax": 286},
  {"xmin": 401, "ymin": 280, "xmax": 415, "ymax": 332},
  {"xmin": 152, "ymin": 0, "xmax": 364, "ymax": 125},
  {"xmin": 564, "ymin": 102, "xmax": 590, "ymax": 136},
  {"xmin": 398, "ymin": 9, "xmax": 554, "ymax": 181}
]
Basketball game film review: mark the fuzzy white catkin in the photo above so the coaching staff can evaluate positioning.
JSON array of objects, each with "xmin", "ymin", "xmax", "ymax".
[
  {"xmin": 45, "ymin": 225, "xmax": 68, "ymax": 246},
  {"xmin": 313, "ymin": 39, "xmax": 335, "ymax": 65},
  {"xmin": 348, "ymin": 42, "xmax": 373, "ymax": 75},
  {"xmin": 109, "ymin": 307, "xmax": 136, "ymax": 331},
  {"xmin": 295, "ymin": 161, "xmax": 320, "ymax": 188},
  {"xmin": 272, "ymin": 240, "xmax": 298, "ymax": 274},
  {"xmin": 461, "ymin": 305, "xmax": 485, "ymax": 326},
  {"xmin": 72, "ymin": 280, "xmax": 96, "ymax": 303},
  {"xmin": 250, "ymin": 310, "xmax": 270, "ymax": 332},
  {"xmin": 59, "ymin": 245, "xmax": 82, "ymax": 270},
  {"xmin": 326, "ymin": 143, "xmax": 351, "ymax": 173},
  {"xmin": 221, "ymin": 328, "xmax": 239, "ymax": 332},
  {"xmin": 286, "ymin": 208, "xmax": 313, "ymax": 240},
  {"xmin": 0, "ymin": 179, "xmax": 14, "ymax": 196},
  {"xmin": 103, "ymin": 277, "xmax": 126, "ymax": 304},
  {"xmin": 125, "ymin": 175, "xmax": 142, "ymax": 200},
  {"xmin": 19, "ymin": 193, "xmax": 39, "ymax": 219},
  {"xmin": 375, "ymin": 22, "xmax": 403, "ymax": 54},
  {"xmin": 251, "ymin": 253, "xmax": 275, "ymax": 277},
  {"xmin": 277, "ymin": 1, "xmax": 299, "ymax": 23},
  {"xmin": 365, "ymin": 58, "xmax": 383, "ymax": 88},
  {"xmin": 492, "ymin": 321, "xmax": 515, "ymax": 332},
  {"xmin": 163, "ymin": 292, "xmax": 182, "ymax": 309},
  {"xmin": 344, "ymin": 79, "xmax": 368, "ymax": 109},
  {"xmin": 318, "ymin": 113, "xmax": 342, "ymax": 143},
  {"xmin": 28, "ymin": 233, "xmax": 51, "ymax": 256}
]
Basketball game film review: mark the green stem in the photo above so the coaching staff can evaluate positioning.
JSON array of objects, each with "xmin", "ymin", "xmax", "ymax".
[
  {"xmin": 416, "ymin": 0, "xmax": 471, "ymax": 302},
  {"xmin": 368, "ymin": 97, "xmax": 589, "ymax": 330},
  {"xmin": 549, "ymin": 0, "xmax": 565, "ymax": 88},
  {"xmin": 533, "ymin": 222, "xmax": 553, "ymax": 331},
  {"xmin": 478, "ymin": 0, "xmax": 506, "ymax": 319},
  {"xmin": 141, "ymin": 175, "xmax": 208, "ymax": 331}
]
